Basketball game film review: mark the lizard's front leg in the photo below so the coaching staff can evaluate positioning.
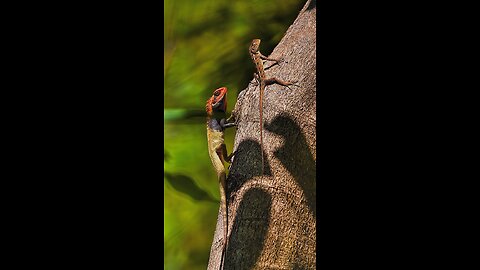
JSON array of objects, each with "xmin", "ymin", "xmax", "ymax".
[
  {"xmin": 220, "ymin": 118, "xmax": 236, "ymax": 129},
  {"xmin": 252, "ymin": 72, "xmax": 261, "ymax": 86},
  {"xmin": 259, "ymin": 52, "xmax": 285, "ymax": 64}
]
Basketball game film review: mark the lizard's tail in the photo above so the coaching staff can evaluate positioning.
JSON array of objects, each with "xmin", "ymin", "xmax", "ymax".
[
  {"xmin": 218, "ymin": 171, "xmax": 228, "ymax": 270},
  {"xmin": 260, "ymin": 85, "xmax": 264, "ymax": 175}
]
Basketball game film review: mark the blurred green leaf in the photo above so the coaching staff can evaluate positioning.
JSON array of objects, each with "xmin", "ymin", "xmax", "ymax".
[
  {"xmin": 165, "ymin": 171, "xmax": 218, "ymax": 203},
  {"xmin": 164, "ymin": 108, "xmax": 190, "ymax": 121},
  {"xmin": 164, "ymin": 108, "xmax": 205, "ymax": 122}
]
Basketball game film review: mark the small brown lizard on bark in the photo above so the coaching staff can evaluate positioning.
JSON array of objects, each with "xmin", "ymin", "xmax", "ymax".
[
  {"xmin": 249, "ymin": 38, "xmax": 296, "ymax": 175},
  {"xmin": 206, "ymin": 87, "xmax": 235, "ymax": 270}
]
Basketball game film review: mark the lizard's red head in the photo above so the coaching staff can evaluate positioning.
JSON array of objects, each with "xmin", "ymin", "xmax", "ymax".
[
  {"xmin": 206, "ymin": 87, "xmax": 228, "ymax": 115},
  {"xmin": 250, "ymin": 39, "xmax": 261, "ymax": 54}
]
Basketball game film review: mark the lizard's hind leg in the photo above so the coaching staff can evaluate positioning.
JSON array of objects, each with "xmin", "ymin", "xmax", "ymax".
[{"xmin": 264, "ymin": 77, "xmax": 297, "ymax": 87}]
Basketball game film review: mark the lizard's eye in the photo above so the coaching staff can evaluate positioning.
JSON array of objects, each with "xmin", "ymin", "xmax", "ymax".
[{"xmin": 214, "ymin": 91, "xmax": 220, "ymax": 96}]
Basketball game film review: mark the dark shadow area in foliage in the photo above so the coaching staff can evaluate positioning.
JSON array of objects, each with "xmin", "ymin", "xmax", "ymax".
[
  {"xmin": 225, "ymin": 188, "xmax": 271, "ymax": 270},
  {"xmin": 164, "ymin": 172, "xmax": 218, "ymax": 203},
  {"xmin": 227, "ymin": 139, "xmax": 271, "ymax": 194},
  {"xmin": 164, "ymin": 109, "xmax": 207, "ymax": 125},
  {"xmin": 265, "ymin": 113, "xmax": 316, "ymax": 218}
]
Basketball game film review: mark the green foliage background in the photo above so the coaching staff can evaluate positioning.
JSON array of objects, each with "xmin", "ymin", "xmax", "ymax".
[{"xmin": 164, "ymin": 0, "xmax": 304, "ymax": 268}]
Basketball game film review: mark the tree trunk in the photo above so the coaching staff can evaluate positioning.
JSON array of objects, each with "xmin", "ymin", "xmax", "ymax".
[{"xmin": 208, "ymin": 0, "xmax": 316, "ymax": 269}]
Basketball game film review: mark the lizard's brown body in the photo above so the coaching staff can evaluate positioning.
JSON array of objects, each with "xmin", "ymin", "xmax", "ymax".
[
  {"xmin": 206, "ymin": 87, "xmax": 235, "ymax": 270},
  {"xmin": 249, "ymin": 39, "xmax": 296, "ymax": 174}
]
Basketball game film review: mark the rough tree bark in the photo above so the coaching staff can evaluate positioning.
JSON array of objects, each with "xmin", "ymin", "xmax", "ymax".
[{"xmin": 208, "ymin": 0, "xmax": 316, "ymax": 269}]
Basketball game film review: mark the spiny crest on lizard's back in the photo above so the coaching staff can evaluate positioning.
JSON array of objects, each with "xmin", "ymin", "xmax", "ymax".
[{"xmin": 205, "ymin": 95, "xmax": 214, "ymax": 115}]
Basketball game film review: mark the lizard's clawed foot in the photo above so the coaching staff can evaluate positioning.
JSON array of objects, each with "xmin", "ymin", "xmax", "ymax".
[
  {"xmin": 252, "ymin": 73, "xmax": 260, "ymax": 86},
  {"xmin": 227, "ymin": 150, "xmax": 237, "ymax": 165},
  {"xmin": 223, "ymin": 122, "xmax": 237, "ymax": 129},
  {"xmin": 221, "ymin": 115, "xmax": 237, "ymax": 129},
  {"xmin": 286, "ymin": 81, "xmax": 300, "ymax": 90},
  {"xmin": 277, "ymin": 57, "xmax": 287, "ymax": 64}
]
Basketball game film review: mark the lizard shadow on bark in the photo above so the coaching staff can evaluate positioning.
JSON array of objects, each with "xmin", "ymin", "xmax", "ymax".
[
  {"xmin": 221, "ymin": 140, "xmax": 271, "ymax": 269},
  {"xmin": 221, "ymin": 116, "xmax": 314, "ymax": 268},
  {"xmin": 293, "ymin": 262, "xmax": 308, "ymax": 270},
  {"xmin": 265, "ymin": 113, "xmax": 316, "ymax": 218},
  {"xmin": 224, "ymin": 187, "xmax": 271, "ymax": 270},
  {"xmin": 227, "ymin": 139, "xmax": 272, "ymax": 194}
]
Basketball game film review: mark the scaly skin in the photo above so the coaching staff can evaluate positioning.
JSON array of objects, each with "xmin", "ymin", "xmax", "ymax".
[
  {"xmin": 206, "ymin": 87, "xmax": 235, "ymax": 270},
  {"xmin": 249, "ymin": 39, "xmax": 296, "ymax": 175}
]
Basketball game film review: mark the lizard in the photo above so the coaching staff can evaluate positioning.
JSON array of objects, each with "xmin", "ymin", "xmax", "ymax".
[
  {"xmin": 249, "ymin": 38, "xmax": 297, "ymax": 175},
  {"xmin": 206, "ymin": 86, "xmax": 235, "ymax": 270}
]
